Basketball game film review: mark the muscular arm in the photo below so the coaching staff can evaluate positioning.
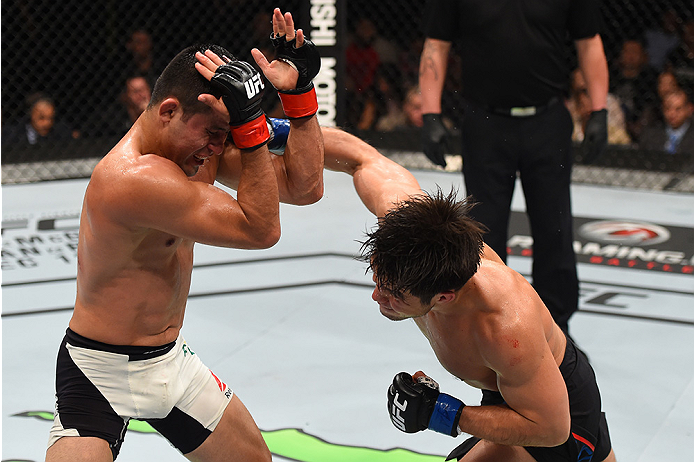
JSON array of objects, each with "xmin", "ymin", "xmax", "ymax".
[
  {"xmin": 575, "ymin": 34, "xmax": 609, "ymax": 112},
  {"xmin": 419, "ymin": 38, "xmax": 451, "ymax": 114},
  {"xmin": 457, "ymin": 286, "xmax": 571, "ymax": 446},
  {"xmin": 102, "ymin": 147, "xmax": 280, "ymax": 249},
  {"xmin": 270, "ymin": 115, "xmax": 324, "ymax": 205},
  {"xmin": 322, "ymin": 127, "xmax": 423, "ymax": 217},
  {"xmin": 215, "ymin": 116, "xmax": 324, "ymax": 206},
  {"xmin": 217, "ymin": 127, "xmax": 421, "ymax": 217}
]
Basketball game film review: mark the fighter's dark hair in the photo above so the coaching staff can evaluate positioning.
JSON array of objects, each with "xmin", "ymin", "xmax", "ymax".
[
  {"xmin": 360, "ymin": 188, "xmax": 486, "ymax": 305},
  {"xmin": 148, "ymin": 43, "xmax": 236, "ymax": 119}
]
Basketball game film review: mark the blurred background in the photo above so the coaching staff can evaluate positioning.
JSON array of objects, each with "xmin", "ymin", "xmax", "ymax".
[{"xmin": 2, "ymin": 0, "xmax": 693, "ymax": 191}]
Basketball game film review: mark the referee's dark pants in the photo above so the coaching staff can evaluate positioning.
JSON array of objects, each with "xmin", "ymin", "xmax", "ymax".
[{"xmin": 460, "ymin": 99, "xmax": 578, "ymax": 331}]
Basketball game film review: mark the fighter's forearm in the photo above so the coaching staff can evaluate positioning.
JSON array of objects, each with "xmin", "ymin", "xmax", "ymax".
[
  {"xmin": 234, "ymin": 146, "xmax": 281, "ymax": 248},
  {"xmin": 457, "ymin": 404, "xmax": 569, "ymax": 448},
  {"xmin": 280, "ymin": 115, "xmax": 325, "ymax": 205}
]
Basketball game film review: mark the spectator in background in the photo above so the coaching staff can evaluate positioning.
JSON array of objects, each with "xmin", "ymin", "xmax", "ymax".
[
  {"xmin": 639, "ymin": 89, "xmax": 694, "ymax": 155},
  {"xmin": 566, "ymin": 69, "xmax": 631, "ymax": 146},
  {"xmin": 84, "ymin": 74, "xmax": 152, "ymax": 138},
  {"xmin": 665, "ymin": 18, "xmax": 694, "ymax": 85},
  {"xmin": 657, "ymin": 69, "xmax": 682, "ymax": 101},
  {"xmin": 610, "ymin": 37, "xmax": 659, "ymax": 142},
  {"xmin": 2, "ymin": 92, "xmax": 78, "ymax": 146},
  {"xmin": 250, "ymin": 11, "xmax": 273, "ymax": 44},
  {"xmin": 352, "ymin": 64, "xmax": 403, "ymax": 130},
  {"xmin": 650, "ymin": 69, "xmax": 685, "ymax": 125},
  {"xmin": 122, "ymin": 75, "xmax": 151, "ymax": 127},
  {"xmin": 369, "ymin": 26, "xmax": 399, "ymax": 66},
  {"xmin": 345, "ymin": 17, "xmax": 390, "ymax": 129},
  {"xmin": 646, "ymin": 9, "xmax": 683, "ymax": 71},
  {"xmin": 125, "ymin": 29, "xmax": 163, "ymax": 88},
  {"xmin": 401, "ymin": 85, "xmax": 424, "ymax": 128},
  {"xmin": 376, "ymin": 84, "xmax": 420, "ymax": 131},
  {"xmin": 377, "ymin": 84, "xmax": 458, "ymax": 135},
  {"xmin": 346, "ymin": 17, "xmax": 381, "ymax": 94}
]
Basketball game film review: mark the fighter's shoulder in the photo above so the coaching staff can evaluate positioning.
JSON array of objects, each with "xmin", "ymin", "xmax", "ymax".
[
  {"xmin": 470, "ymin": 264, "xmax": 539, "ymax": 336},
  {"xmin": 475, "ymin": 258, "xmax": 525, "ymax": 294},
  {"xmin": 88, "ymin": 150, "xmax": 186, "ymax": 226},
  {"xmin": 93, "ymin": 147, "xmax": 180, "ymax": 190}
]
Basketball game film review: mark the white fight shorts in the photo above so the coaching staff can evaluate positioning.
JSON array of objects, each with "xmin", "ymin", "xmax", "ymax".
[{"xmin": 48, "ymin": 328, "xmax": 233, "ymax": 459}]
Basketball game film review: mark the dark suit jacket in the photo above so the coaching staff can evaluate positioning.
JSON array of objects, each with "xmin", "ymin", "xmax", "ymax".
[{"xmin": 639, "ymin": 118, "xmax": 694, "ymax": 155}]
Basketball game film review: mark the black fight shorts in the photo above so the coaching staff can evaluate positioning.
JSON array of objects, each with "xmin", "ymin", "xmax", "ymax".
[{"xmin": 446, "ymin": 336, "xmax": 612, "ymax": 461}]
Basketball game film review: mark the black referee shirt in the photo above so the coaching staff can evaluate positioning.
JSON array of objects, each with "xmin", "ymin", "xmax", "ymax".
[{"xmin": 423, "ymin": 0, "xmax": 603, "ymax": 108}]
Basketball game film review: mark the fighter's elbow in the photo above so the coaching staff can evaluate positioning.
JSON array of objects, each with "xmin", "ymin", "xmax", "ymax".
[
  {"xmin": 302, "ymin": 181, "xmax": 324, "ymax": 205},
  {"xmin": 252, "ymin": 225, "xmax": 281, "ymax": 249},
  {"xmin": 288, "ymin": 179, "xmax": 324, "ymax": 206},
  {"xmin": 542, "ymin": 418, "xmax": 572, "ymax": 447}
]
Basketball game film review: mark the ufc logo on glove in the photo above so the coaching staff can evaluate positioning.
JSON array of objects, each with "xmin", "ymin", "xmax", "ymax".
[
  {"xmin": 390, "ymin": 392, "xmax": 408, "ymax": 432},
  {"xmin": 244, "ymin": 74, "xmax": 264, "ymax": 99},
  {"xmin": 387, "ymin": 372, "xmax": 465, "ymax": 436}
]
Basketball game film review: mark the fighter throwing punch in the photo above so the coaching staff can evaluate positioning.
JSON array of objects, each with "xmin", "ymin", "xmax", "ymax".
[
  {"xmin": 357, "ymin": 190, "xmax": 617, "ymax": 461},
  {"xmin": 270, "ymin": 126, "xmax": 615, "ymax": 461},
  {"xmin": 46, "ymin": 8, "xmax": 322, "ymax": 462},
  {"xmin": 224, "ymin": 94, "xmax": 616, "ymax": 461}
]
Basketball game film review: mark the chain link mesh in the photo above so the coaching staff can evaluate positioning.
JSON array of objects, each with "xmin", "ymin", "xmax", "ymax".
[{"xmin": 2, "ymin": 0, "xmax": 693, "ymax": 192}]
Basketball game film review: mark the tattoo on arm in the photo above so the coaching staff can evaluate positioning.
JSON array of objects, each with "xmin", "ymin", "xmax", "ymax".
[{"xmin": 419, "ymin": 41, "xmax": 441, "ymax": 81}]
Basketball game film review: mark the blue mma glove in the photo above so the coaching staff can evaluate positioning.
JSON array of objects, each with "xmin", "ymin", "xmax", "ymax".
[{"xmin": 267, "ymin": 117, "xmax": 291, "ymax": 154}]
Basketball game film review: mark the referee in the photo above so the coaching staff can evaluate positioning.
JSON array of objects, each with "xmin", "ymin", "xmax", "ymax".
[{"xmin": 418, "ymin": 0, "xmax": 609, "ymax": 334}]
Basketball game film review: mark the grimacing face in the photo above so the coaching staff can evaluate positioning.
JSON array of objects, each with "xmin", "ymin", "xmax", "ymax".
[
  {"xmin": 165, "ymin": 108, "xmax": 229, "ymax": 177},
  {"xmin": 370, "ymin": 273, "xmax": 433, "ymax": 321}
]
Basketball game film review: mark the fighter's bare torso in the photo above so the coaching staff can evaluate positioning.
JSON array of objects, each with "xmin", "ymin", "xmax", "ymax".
[
  {"xmin": 413, "ymin": 249, "xmax": 566, "ymax": 392},
  {"xmin": 69, "ymin": 132, "xmax": 222, "ymax": 346}
]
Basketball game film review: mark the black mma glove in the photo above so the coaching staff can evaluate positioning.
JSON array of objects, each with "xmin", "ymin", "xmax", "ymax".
[
  {"xmin": 582, "ymin": 109, "xmax": 608, "ymax": 164},
  {"xmin": 421, "ymin": 114, "xmax": 451, "ymax": 168},
  {"xmin": 387, "ymin": 372, "xmax": 465, "ymax": 437},
  {"xmin": 271, "ymin": 34, "xmax": 321, "ymax": 118},
  {"xmin": 210, "ymin": 60, "xmax": 269, "ymax": 150}
]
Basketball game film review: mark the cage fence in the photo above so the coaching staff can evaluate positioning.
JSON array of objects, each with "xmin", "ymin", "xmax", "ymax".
[{"xmin": 2, "ymin": 0, "xmax": 693, "ymax": 192}]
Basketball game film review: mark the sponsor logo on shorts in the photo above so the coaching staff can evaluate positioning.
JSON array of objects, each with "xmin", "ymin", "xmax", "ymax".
[
  {"xmin": 181, "ymin": 342, "xmax": 195, "ymax": 357},
  {"xmin": 209, "ymin": 370, "xmax": 228, "ymax": 395}
]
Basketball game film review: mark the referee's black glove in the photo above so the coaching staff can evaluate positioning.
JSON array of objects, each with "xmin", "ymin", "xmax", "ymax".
[
  {"xmin": 421, "ymin": 113, "xmax": 451, "ymax": 168},
  {"xmin": 582, "ymin": 109, "xmax": 608, "ymax": 164}
]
